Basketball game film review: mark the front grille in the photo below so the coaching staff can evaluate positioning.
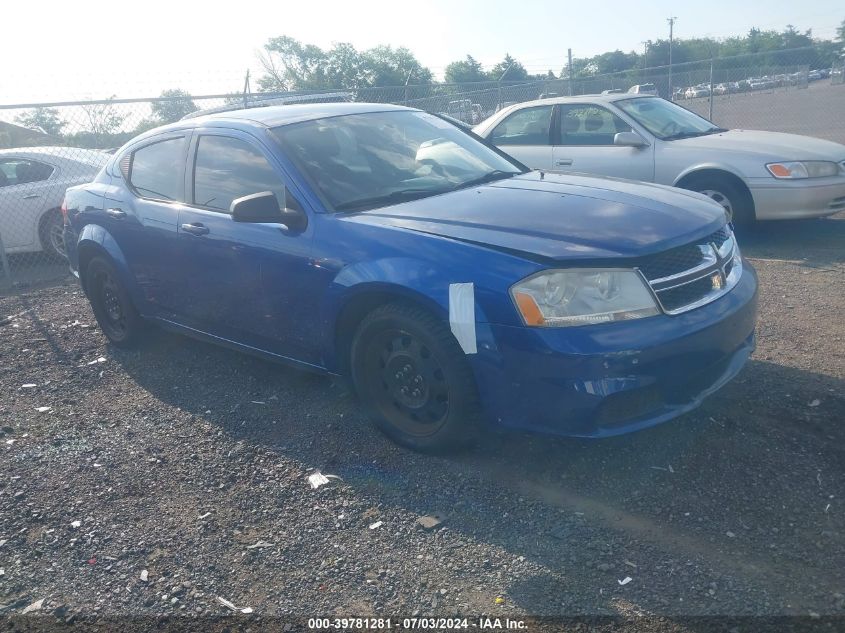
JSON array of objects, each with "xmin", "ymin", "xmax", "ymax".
[
  {"xmin": 656, "ymin": 275, "xmax": 718, "ymax": 312},
  {"xmin": 638, "ymin": 226, "xmax": 740, "ymax": 315},
  {"xmin": 638, "ymin": 244, "xmax": 705, "ymax": 280}
]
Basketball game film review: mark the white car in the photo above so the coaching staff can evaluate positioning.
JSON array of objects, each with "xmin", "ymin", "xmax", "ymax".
[
  {"xmin": 0, "ymin": 147, "xmax": 109, "ymax": 258},
  {"xmin": 628, "ymin": 83, "xmax": 658, "ymax": 96},
  {"xmin": 473, "ymin": 95, "xmax": 845, "ymax": 223}
]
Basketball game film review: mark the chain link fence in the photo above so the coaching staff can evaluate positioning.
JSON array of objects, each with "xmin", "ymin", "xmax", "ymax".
[{"xmin": 1, "ymin": 45, "xmax": 843, "ymax": 290}]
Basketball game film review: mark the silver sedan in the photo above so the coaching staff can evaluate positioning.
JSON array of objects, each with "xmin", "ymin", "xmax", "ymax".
[
  {"xmin": 0, "ymin": 147, "xmax": 109, "ymax": 257},
  {"xmin": 473, "ymin": 95, "xmax": 845, "ymax": 223}
]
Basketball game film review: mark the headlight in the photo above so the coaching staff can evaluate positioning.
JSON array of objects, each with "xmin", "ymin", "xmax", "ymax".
[
  {"xmin": 766, "ymin": 161, "xmax": 840, "ymax": 179},
  {"xmin": 511, "ymin": 269, "xmax": 660, "ymax": 327}
]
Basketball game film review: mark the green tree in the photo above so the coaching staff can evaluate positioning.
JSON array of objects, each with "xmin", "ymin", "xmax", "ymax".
[
  {"xmin": 151, "ymin": 89, "xmax": 197, "ymax": 123},
  {"xmin": 258, "ymin": 36, "xmax": 432, "ymax": 91},
  {"xmin": 491, "ymin": 54, "xmax": 528, "ymax": 81},
  {"xmin": 364, "ymin": 45, "xmax": 433, "ymax": 86},
  {"xmin": 15, "ymin": 107, "xmax": 65, "ymax": 136},
  {"xmin": 444, "ymin": 55, "xmax": 487, "ymax": 83},
  {"xmin": 837, "ymin": 18, "xmax": 845, "ymax": 42}
]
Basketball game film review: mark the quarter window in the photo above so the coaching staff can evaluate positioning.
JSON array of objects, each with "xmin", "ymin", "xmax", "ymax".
[
  {"xmin": 558, "ymin": 105, "xmax": 633, "ymax": 146},
  {"xmin": 193, "ymin": 136, "xmax": 285, "ymax": 212},
  {"xmin": 129, "ymin": 137, "xmax": 186, "ymax": 201},
  {"xmin": 489, "ymin": 105, "xmax": 554, "ymax": 146}
]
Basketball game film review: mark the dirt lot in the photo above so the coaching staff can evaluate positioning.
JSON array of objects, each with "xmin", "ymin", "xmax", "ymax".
[
  {"xmin": 1, "ymin": 214, "xmax": 844, "ymax": 630},
  {"xmin": 683, "ymin": 81, "xmax": 845, "ymax": 144}
]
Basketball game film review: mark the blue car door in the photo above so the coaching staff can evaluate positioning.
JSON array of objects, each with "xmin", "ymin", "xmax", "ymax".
[
  {"xmin": 102, "ymin": 133, "xmax": 190, "ymax": 314},
  {"xmin": 173, "ymin": 130, "xmax": 319, "ymax": 365}
]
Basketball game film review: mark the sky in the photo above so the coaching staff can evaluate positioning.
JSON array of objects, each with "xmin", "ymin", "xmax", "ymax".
[{"xmin": 0, "ymin": 0, "xmax": 842, "ymax": 104}]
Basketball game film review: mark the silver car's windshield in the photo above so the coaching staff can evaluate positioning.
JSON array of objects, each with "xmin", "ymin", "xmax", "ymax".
[
  {"xmin": 616, "ymin": 97, "xmax": 726, "ymax": 140},
  {"xmin": 272, "ymin": 110, "xmax": 523, "ymax": 212}
]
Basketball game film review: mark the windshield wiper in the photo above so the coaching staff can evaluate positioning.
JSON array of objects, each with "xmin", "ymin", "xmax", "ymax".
[
  {"xmin": 452, "ymin": 169, "xmax": 520, "ymax": 190},
  {"xmin": 334, "ymin": 188, "xmax": 438, "ymax": 212},
  {"xmin": 663, "ymin": 127, "xmax": 727, "ymax": 141}
]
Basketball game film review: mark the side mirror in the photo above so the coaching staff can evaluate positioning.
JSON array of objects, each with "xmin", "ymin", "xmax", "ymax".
[
  {"xmin": 230, "ymin": 190, "xmax": 307, "ymax": 232},
  {"xmin": 614, "ymin": 132, "xmax": 649, "ymax": 148}
]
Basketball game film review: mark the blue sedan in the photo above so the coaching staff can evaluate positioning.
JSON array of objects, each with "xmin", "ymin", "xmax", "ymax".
[{"xmin": 63, "ymin": 103, "xmax": 757, "ymax": 451}]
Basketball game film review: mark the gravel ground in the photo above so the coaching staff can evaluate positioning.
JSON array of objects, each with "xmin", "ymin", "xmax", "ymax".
[{"xmin": 1, "ymin": 213, "xmax": 843, "ymax": 630}]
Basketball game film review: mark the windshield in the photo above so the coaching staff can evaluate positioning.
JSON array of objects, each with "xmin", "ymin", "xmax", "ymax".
[
  {"xmin": 616, "ymin": 97, "xmax": 725, "ymax": 140},
  {"xmin": 272, "ymin": 110, "xmax": 523, "ymax": 212}
]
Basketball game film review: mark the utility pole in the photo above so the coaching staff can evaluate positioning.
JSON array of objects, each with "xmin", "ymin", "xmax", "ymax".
[
  {"xmin": 641, "ymin": 41, "xmax": 649, "ymax": 69},
  {"xmin": 567, "ymin": 48, "xmax": 574, "ymax": 96},
  {"xmin": 404, "ymin": 70, "xmax": 412, "ymax": 106},
  {"xmin": 667, "ymin": 17, "xmax": 677, "ymax": 100},
  {"xmin": 243, "ymin": 69, "xmax": 251, "ymax": 108}
]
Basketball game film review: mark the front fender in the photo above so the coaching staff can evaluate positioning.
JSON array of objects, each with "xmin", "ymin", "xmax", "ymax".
[
  {"xmin": 672, "ymin": 162, "xmax": 749, "ymax": 188},
  {"xmin": 319, "ymin": 257, "xmax": 493, "ymax": 370}
]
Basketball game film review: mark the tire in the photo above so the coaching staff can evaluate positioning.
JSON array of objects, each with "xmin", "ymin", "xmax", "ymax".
[
  {"xmin": 38, "ymin": 209, "xmax": 67, "ymax": 259},
  {"xmin": 350, "ymin": 302, "xmax": 481, "ymax": 453},
  {"xmin": 86, "ymin": 256, "xmax": 146, "ymax": 348},
  {"xmin": 682, "ymin": 176, "xmax": 755, "ymax": 226}
]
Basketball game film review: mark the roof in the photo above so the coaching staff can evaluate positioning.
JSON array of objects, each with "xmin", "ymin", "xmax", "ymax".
[
  {"xmin": 0, "ymin": 121, "xmax": 59, "ymax": 149},
  {"xmin": 507, "ymin": 94, "xmax": 659, "ymax": 109},
  {"xmin": 0, "ymin": 146, "xmax": 110, "ymax": 166},
  {"xmin": 189, "ymin": 102, "xmax": 415, "ymax": 128}
]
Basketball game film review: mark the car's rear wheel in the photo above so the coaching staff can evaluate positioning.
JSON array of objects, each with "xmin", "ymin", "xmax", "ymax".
[
  {"xmin": 86, "ymin": 256, "xmax": 146, "ymax": 348},
  {"xmin": 39, "ymin": 209, "xmax": 67, "ymax": 259},
  {"xmin": 350, "ymin": 303, "xmax": 481, "ymax": 452},
  {"xmin": 682, "ymin": 177, "xmax": 755, "ymax": 225}
]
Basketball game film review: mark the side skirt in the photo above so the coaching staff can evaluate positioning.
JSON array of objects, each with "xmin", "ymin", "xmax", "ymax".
[{"xmin": 150, "ymin": 316, "xmax": 335, "ymax": 377}]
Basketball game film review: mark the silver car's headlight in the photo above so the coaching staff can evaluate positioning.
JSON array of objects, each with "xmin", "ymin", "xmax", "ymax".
[
  {"xmin": 511, "ymin": 269, "xmax": 660, "ymax": 327},
  {"xmin": 766, "ymin": 161, "xmax": 840, "ymax": 179}
]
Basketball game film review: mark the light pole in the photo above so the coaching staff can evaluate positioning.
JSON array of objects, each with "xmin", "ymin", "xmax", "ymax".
[{"xmin": 667, "ymin": 17, "xmax": 677, "ymax": 99}]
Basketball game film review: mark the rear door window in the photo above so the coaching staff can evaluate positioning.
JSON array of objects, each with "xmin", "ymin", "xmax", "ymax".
[
  {"xmin": 0, "ymin": 159, "xmax": 54, "ymax": 186},
  {"xmin": 192, "ymin": 135, "xmax": 285, "ymax": 213},
  {"xmin": 129, "ymin": 137, "xmax": 187, "ymax": 202}
]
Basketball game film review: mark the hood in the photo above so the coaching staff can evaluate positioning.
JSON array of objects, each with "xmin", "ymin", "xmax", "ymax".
[
  {"xmin": 342, "ymin": 172, "xmax": 726, "ymax": 261},
  {"xmin": 673, "ymin": 129, "xmax": 845, "ymax": 161}
]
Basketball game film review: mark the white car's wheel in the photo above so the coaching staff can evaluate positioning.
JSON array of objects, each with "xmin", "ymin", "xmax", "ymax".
[
  {"xmin": 698, "ymin": 189, "xmax": 734, "ymax": 219},
  {"xmin": 681, "ymin": 177, "xmax": 755, "ymax": 225},
  {"xmin": 39, "ymin": 209, "xmax": 67, "ymax": 259}
]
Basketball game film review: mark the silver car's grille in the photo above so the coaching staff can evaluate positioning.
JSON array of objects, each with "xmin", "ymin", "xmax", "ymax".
[{"xmin": 638, "ymin": 227, "xmax": 742, "ymax": 315}]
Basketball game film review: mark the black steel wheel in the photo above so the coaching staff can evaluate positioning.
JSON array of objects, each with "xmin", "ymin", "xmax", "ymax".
[
  {"xmin": 350, "ymin": 303, "xmax": 481, "ymax": 452},
  {"xmin": 86, "ymin": 256, "xmax": 145, "ymax": 347}
]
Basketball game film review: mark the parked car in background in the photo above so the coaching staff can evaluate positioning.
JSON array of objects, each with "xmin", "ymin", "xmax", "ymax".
[
  {"xmin": 473, "ymin": 94, "xmax": 845, "ymax": 223},
  {"xmin": 684, "ymin": 85, "xmax": 710, "ymax": 99},
  {"xmin": 628, "ymin": 83, "xmax": 658, "ymax": 96},
  {"xmin": 0, "ymin": 147, "xmax": 109, "ymax": 258},
  {"xmin": 63, "ymin": 103, "xmax": 757, "ymax": 451}
]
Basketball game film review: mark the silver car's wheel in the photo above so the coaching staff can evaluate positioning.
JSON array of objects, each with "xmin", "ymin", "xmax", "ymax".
[
  {"xmin": 39, "ymin": 210, "xmax": 67, "ymax": 259},
  {"xmin": 698, "ymin": 189, "xmax": 734, "ymax": 221}
]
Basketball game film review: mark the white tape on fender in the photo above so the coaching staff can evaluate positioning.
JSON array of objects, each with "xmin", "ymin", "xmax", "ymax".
[{"xmin": 448, "ymin": 283, "xmax": 477, "ymax": 354}]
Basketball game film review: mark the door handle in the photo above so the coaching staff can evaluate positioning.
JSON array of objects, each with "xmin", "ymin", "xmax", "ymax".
[
  {"xmin": 106, "ymin": 208, "xmax": 126, "ymax": 219},
  {"xmin": 555, "ymin": 159, "xmax": 573, "ymax": 166},
  {"xmin": 181, "ymin": 223, "xmax": 210, "ymax": 236},
  {"xmin": 22, "ymin": 194, "xmax": 41, "ymax": 200}
]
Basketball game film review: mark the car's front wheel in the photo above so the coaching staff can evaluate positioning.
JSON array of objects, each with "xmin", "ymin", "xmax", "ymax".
[
  {"xmin": 350, "ymin": 303, "xmax": 481, "ymax": 452},
  {"xmin": 682, "ymin": 176, "xmax": 755, "ymax": 225},
  {"xmin": 86, "ymin": 256, "xmax": 146, "ymax": 348}
]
